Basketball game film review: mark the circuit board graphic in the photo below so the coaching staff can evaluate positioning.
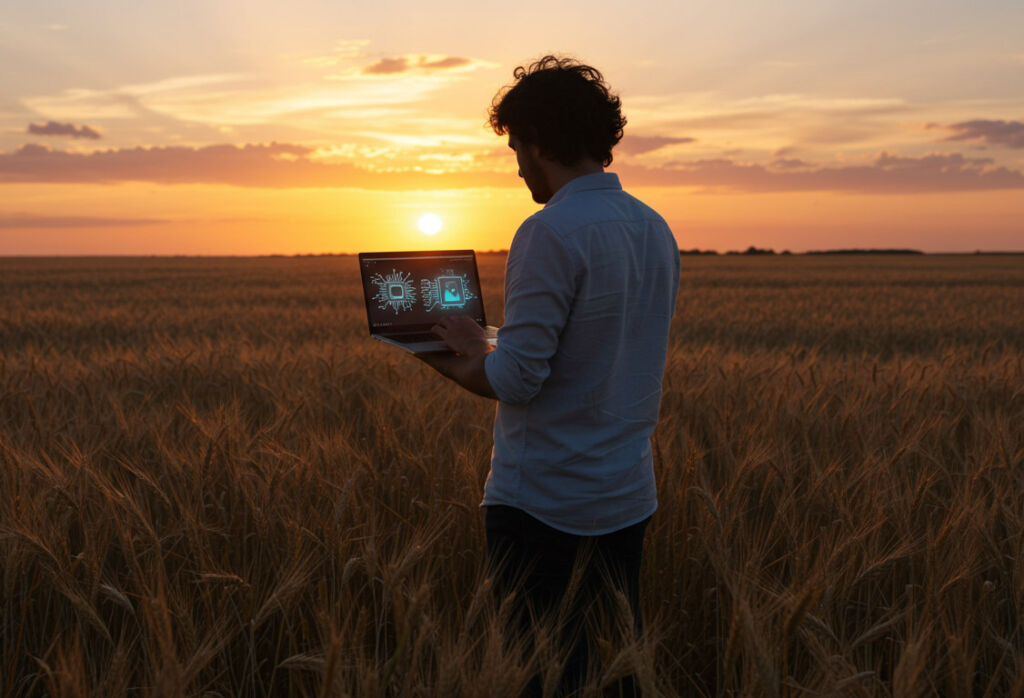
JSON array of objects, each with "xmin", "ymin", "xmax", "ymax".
[
  {"xmin": 420, "ymin": 270, "xmax": 477, "ymax": 312},
  {"xmin": 370, "ymin": 269, "xmax": 416, "ymax": 314}
]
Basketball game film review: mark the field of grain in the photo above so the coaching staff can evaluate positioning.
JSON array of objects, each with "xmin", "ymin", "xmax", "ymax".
[{"xmin": 1, "ymin": 253, "xmax": 1022, "ymax": 697}]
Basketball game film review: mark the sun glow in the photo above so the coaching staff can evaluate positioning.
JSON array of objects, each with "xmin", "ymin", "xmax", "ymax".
[{"xmin": 418, "ymin": 213, "xmax": 442, "ymax": 235}]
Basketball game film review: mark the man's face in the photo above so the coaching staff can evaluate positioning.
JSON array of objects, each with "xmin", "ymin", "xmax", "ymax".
[{"xmin": 508, "ymin": 133, "xmax": 553, "ymax": 204}]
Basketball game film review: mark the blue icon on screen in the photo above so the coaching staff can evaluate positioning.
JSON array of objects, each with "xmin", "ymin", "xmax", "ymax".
[
  {"xmin": 421, "ymin": 271, "xmax": 477, "ymax": 312},
  {"xmin": 440, "ymin": 277, "xmax": 463, "ymax": 305}
]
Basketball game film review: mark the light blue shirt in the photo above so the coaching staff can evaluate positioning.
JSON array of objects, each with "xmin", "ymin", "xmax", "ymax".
[{"xmin": 483, "ymin": 172, "xmax": 680, "ymax": 535}]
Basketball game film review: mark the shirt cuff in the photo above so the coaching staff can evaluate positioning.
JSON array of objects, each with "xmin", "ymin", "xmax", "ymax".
[{"xmin": 484, "ymin": 347, "xmax": 525, "ymax": 405}]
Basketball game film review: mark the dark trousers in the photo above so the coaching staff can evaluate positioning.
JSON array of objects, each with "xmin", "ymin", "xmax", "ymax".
[{"xmin": 484, "ymin": 505, "xmax": 650, "ymax": 697}]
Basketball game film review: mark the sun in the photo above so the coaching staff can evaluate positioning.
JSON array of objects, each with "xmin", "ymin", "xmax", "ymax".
[{"xmin": 418, "ymin": 213, "xmax": 442, "ymax": 235}]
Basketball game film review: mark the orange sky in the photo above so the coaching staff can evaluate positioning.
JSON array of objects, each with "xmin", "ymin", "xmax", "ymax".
[{"xmin": 1, "ymin": 1, "xmax": 1022, "ymax": 254}]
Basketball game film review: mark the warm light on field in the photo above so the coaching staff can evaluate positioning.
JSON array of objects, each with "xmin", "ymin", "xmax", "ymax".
[
  {"xmin": 2, "ymin": 255, "xmax": 1022, "ymax": 694},
  {"xmin": 418, "ymin": 213, "xmax": 442, "ymax": 236}
]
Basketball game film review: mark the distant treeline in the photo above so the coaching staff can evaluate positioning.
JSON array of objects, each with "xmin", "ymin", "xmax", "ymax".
[
  {"xmin": 804, "ymin": 248, "xmax": 924, "ymax": 255},
  {"xmin": 681, "ymin": 246, "xmax": 925, "ymax": 256},
  {"xmin": 277, "ymin": 248, "xmax": 949, "ymax": 258}
]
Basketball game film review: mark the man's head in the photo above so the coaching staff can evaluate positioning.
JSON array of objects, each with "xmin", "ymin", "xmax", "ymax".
[{"xmin": 489, "ymin": 55, "xmax": 626, "ymax": 203}]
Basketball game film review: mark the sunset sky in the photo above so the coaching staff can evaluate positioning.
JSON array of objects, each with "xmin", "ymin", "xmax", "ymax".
[{"xmin": 1, "ymin": 0, "xmax": 1022, "ymax": 254}]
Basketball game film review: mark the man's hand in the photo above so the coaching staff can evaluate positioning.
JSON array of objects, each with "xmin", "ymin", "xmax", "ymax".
[
  {"xmin": 431, "ymin": 315, "xmax": 490, "ymax": 357},
  {"xmin": 414, "ymin": 315, "xmax": 497, "ymax": 399}
]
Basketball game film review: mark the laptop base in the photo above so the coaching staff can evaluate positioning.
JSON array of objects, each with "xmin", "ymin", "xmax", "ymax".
[{"xmin": 373, "ymin": 327, "xmax": 498, "ymax": 355}]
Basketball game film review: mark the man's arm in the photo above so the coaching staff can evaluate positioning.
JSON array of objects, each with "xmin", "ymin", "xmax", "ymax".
[
  {"xmin": 418, "ymin": 220, "xmax": 574, "ymax": 404},
  {"xmin": 476, "ymin": 221, "xmax": 575, "ymax": 405},
  {"xmin": 415, "ymin": 315, "xmax": 498, "ymax": 400},
  {"xmin": 416, "ymin": 350, "xmax": 497, "ymax": 399}
]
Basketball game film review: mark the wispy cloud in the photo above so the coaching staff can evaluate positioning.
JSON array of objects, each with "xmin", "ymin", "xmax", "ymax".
[
  {"xmin": 360, "ymin": 54, "xmax": 487, "ymax": 76},
  {"xmin": 625, "ymin": 92, "xmax": 919, "ymax": 154},
  {"xmin": 19, "ymin": 61, "xmax": 488, "ymax": 130},
  {"xmin": 19, "ymin": 73, "xmax": 255, "ymax": 121},
  {"xmin": 8, "ymin": 39, "xmax": 495, "ymax": 161},
  {"xmin": 0, "ymin": 213, "xmax": 167, "ymax": 228},
  {"xmin": 299, "ymin": 39, "xmax": 372, "ymax": 66},
  {"xmin": 941, "ymin": 119, "xmax": 1024, "ymax": 149},
  {"xmin": 631, "ymin": 93, "xmax": 913, "ymax": 125},
  {"xmin": 618, "ymin": 151, "xmax": 1024, "ymax": 193},
  {"xmin": 351, "ymin": 128, "xmax": 490, "ymax": 148},
  {"xmin": 2, "ymin": 142, "xmax": 1021, "ymax": 194},
  {"xmin": 27, "ymin": 120, "xmax": 101, "ymax": 139},
  {"xmin": 769, "ymin": 157, "xmax": 813, "ymax": 170},
  {"xmin": 617, "ymin": 135, "xmax": 695, "ymax": 155},
  {"xmin": 362, "ymin": 57, "xmax": 412, "ymax": 75},
  {"xmin": 0, "ymin": 142, "xmax": 511, "ymax": 189}
]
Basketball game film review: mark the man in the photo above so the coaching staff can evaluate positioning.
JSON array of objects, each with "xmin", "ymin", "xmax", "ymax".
[{"xmin": 418, "ymin": 55, "xmax": 680, "ymax": 695}]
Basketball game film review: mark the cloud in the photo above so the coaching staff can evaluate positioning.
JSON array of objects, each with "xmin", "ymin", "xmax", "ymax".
[
  {"xmin": 2, "ymin": 142, "xmax": 1021, "ymax": 194},
  {"xmin": 626, "ymin": 93, "xmax": 919, "ymax": 152},
  {"xmin": 21, "ymin": 69, "xmax": 464, "ymax": 128},
  {"xmin": 363, "ymin": 57, "xmax": 411, "ymax": 75},
  {"xmin": 632, "ymin": 94, "xmax": 913, "ymax": 130},
  {"xmin": 420, "ymin": 56, "xmax": 471, "ymax": 70},
  {"xmin": 0, "ymin": 141, "xmax": 511, "ymax": 189},
  {"xmin": 21, "ymin": 74, "xmax": 256, "ymax": 122},
  {"xmin": 300, "ymin": 39, "xmax": 372, "ymax": 66},
  {"xmin": 769, "ymin": 158, "xmax": 812, "ymax": 170},
  {"xmin": 27, "ymin": 121, "xmax": 101, "ymax": 139},
  {"xmin": 617, "ymin": 135, "xmax": 695, "ymax": 156},
  {"xmin": 361, "ymin": 54, "xmax": 477, "ymax": 76},
  {"xmin": 618, "ymin": 152, "xmax": 1024, "ymax": 193},
  {"xmin": 0, "ymin": 214, "xmax": 168, "ymax": 228},
  {"xmin": 299, "ymin": 43, "xmax": 478, "ymax": 75},
  {"xmin": 942, "ymin": 120, "xmax": 1024, "ymax": 149},
  {"xmin": 662, "ymin": 110, "xmax": 780, "ymax": 131}
]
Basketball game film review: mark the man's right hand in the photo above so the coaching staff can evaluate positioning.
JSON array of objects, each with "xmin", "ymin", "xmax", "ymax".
[{"xmin": 431, "ymin": 315, "xmax": 491, "ymax": 357}]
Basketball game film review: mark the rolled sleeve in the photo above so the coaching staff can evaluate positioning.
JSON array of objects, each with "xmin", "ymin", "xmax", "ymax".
[{"xmin": 484, "ymin": 220, "xmax": 577, "ymax": 405}]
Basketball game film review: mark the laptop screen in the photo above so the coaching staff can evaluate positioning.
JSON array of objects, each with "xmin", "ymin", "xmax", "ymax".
[{"xmin": 359, "ymin": 250, "xmax": 486, "ymax": 333}]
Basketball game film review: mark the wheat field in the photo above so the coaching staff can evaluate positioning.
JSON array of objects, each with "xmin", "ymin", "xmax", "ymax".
[{"xmin": 1, "ymin": 253, "xmax": 1022, "ymax": 697}]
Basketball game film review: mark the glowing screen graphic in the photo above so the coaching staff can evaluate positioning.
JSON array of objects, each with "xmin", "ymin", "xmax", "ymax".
[
  {"xmin": 421, "ymin": 271, "xmax": 478, "ymax": 312},
  {"xmin": 370, "ymin": 269, "xmax": 416, "ymax": 314},
  {"xmin": 360, "ymin": 252, "xmax": 485, "ymax": 331}
]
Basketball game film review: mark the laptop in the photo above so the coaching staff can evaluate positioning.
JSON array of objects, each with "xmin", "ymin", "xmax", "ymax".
[{"xmin": 359, "ymin": 249, "xmax": 498, "ymax": 353}]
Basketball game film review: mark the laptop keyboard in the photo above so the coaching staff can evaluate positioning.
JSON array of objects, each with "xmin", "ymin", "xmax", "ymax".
[{"xmin": 389, "ymin": 332, "xmax": 442, "ymax": 343}]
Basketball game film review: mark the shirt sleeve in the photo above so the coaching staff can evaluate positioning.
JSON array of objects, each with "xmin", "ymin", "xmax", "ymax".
[{"xmin": 484, "ymin": 219, "xmax": 577, "ymax": 405}]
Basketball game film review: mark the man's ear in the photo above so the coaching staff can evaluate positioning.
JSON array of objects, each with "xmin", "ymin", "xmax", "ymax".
[{"xmin": 528, "ymin": 142, "xmax": 546, "ymax": 161}]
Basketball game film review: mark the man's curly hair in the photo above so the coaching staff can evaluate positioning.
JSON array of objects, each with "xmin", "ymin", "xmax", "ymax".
[{"xmin": 488, "ymin": 55, "xmax": 626, "ymax": 168}]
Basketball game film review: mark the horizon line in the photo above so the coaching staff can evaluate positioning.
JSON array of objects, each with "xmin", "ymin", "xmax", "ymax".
[{"xmin": 2, "ymin": 250, "xmax": 1023, "ymax": 259}]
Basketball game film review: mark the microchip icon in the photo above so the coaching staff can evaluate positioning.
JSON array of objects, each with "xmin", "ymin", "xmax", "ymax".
[
  {"xmin": 438, "ymin": 277, "xmax": 464, "ymax": 307},
  {"xmin": 388, "ymin": 284, "xmax": 405, "ymax": 299}
]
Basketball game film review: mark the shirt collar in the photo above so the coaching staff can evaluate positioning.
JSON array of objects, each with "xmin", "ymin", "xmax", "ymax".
[{"xmin": 544, "ymin": 171, "xmax": 621, "ymax": 208}]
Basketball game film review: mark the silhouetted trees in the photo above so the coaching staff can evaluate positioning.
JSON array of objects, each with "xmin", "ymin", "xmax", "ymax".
[
  {"xmin": 680, "ymin": 247, "xmax": 927, "ymax": 256},
  {"xmin": 724, "ymin": 246, "xmax": 776, "ymax": 255},
  {"xmin": 804, "ymin": 248, "xmax": 923, "ymax": 255}
]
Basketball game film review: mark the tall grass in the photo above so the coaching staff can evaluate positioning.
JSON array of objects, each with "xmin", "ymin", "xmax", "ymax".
[{"xmin": 0, "ymin": 254, "xmax": 1022, "ymax": 696}]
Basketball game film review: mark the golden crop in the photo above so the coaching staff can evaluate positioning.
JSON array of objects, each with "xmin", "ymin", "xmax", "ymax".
[{"xmin": 0, "ymin": 254, "xmax": 1021, "ymax": 696}]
